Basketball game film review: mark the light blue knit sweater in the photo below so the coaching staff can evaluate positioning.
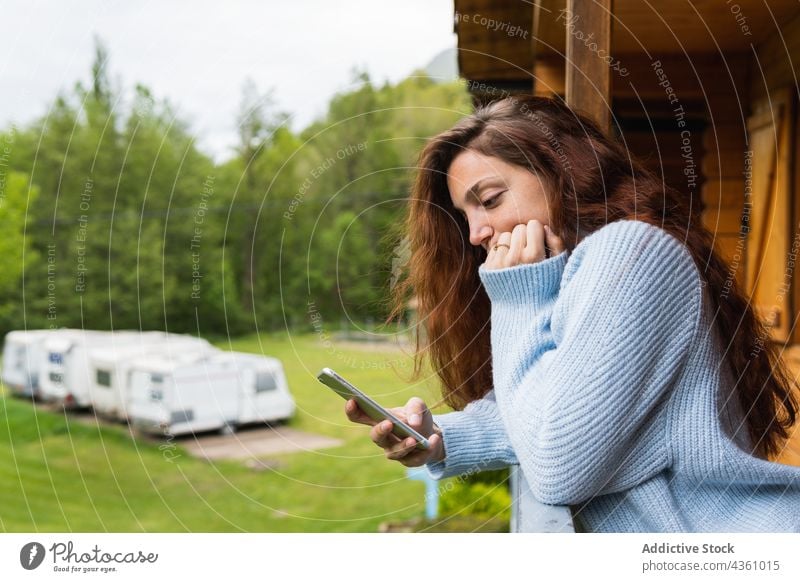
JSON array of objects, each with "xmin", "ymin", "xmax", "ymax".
[{"xmin": 426, "ymin": 219, "xmax": 800, "ymax": 532}]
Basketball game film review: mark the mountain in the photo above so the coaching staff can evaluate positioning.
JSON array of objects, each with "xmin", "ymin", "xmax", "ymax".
[{"xmin": 422, "ymin": 47, "xmax": 458, "ymax": 82}]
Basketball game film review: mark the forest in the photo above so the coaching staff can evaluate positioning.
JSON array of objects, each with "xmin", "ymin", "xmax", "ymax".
[{"xmin": 0, "ymin": 41, "xmax": 472, "ymax": 338}]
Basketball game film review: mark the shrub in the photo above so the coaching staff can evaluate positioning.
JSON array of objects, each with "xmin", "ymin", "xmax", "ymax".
[{"xmin": 438, "ymin": 468, "xmax": 511, "ymax": 522}]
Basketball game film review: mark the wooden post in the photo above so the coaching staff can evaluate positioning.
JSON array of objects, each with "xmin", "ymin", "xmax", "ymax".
[
  {"xmin": 532, "ymin": 0, "xmax": 567, "ymax": 98},
  {"xmin": 564, "ymin": 0, "xmax": 612, "ymax": 132}
]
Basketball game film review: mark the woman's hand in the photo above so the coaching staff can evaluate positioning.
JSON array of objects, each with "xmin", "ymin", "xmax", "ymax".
[
  {"xmin": 483, "ymin": 220, "xmax": 565, "ymax": 270},
  {"xmin": 345, "ymin": 396, "xmax": 445, "ymax": 467}
]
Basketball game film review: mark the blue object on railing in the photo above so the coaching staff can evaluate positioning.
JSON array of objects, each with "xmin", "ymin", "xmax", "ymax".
[{"xmin": 406, "ymin": 466, "xmax": 439, "ymax": 520}]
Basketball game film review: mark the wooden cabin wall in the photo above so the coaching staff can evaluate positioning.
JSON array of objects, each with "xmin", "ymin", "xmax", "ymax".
[
  {"xmin": 747, "ymin": 12, "xmax": 800, "ymax": 465},
  {"xmin": 620, "ymin": 56, "xmax": 748, "ymax": 278},
  {"xmin": 747, "ymin": 15, "xmax": 799, "ymax": 344},
  {"xmin": 748, "ymin": 13, "xmax": 800, "ymax": 345},
  {"xmin": 609, "ymin": 55, "xmax": 748, "ymax": 277},
  {"xmin": 699, "ymin": 85, "xmax": 749, "ymax": 283},
  {"xmin": 453, "ymin": 0, "xmax": 533, "ymax": 94},
  {"xmin": 749, "ymin": 12, "xmax": 800, "ymax": 104}
]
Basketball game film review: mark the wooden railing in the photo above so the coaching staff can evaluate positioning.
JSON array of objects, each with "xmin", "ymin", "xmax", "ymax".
[
  {"xmin": 509, "ymin": 466, "xmax": 576, "ymax": 532},
  {"xmin": 409, "ymin": 465, "xmax": 576, "ymax": 532}
]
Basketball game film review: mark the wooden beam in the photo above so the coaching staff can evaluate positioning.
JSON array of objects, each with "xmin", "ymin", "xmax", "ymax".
[
  {"xmin": 532, "ymin": 1, "xmax": 567, "ymax": 97},
  {"xmin": 532, "ymin": 0, "xmax": 567, "ymax": 57},
  {"xmin": 565, "ymin": 0, "xmax": 612, "ymax": 132}
]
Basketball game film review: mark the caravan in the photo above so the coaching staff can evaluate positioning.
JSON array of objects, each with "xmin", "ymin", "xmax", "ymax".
[
  {"xmin": 38, "ymin": 330, "xmax": 165, "ymax": 408},
  {"xmin": 1, "ymin": 329, "xmax": 63, "ymax": 397},
  {"xmin": 88, "ymin": 334, "xmax": 215, "ymax": 420},
  {"xmin": 128, "ymin": 351, "xmax": 295, "ymax": 436}
]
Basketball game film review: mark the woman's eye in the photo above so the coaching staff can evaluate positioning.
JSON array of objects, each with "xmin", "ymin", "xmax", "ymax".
[{"xmin": 482, "ymin": 192, "xmax": 504, "ymax": 208}]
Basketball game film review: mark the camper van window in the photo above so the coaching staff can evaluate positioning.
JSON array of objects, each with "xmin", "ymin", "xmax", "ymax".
[
  {"xmin": 15, "ymin": 347, "xmax": 25, "ymax": 368},
  {"xmin": 49, "ymin": 372, "xmax": 63, "ymax": 384},
  {"xmin": 255, "ymin": 372, "xmax": 277, "ymax": 393},
  {"xmin": 96, "ymin": 369, "xmax": 112, "ymax": 387},
  {"xmin": 151, "ymin": 374, "xmax": 164, "ymax": 384}
]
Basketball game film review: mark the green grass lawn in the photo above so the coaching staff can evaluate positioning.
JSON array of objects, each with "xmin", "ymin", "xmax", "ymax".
[{"xmin": 0, "ymin": 332, "xmax": 451, "ymax": 532}]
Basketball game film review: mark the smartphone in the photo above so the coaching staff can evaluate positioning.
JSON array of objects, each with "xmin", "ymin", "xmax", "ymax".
[{"xmin": 316, "ymin": 367, "xmax": 431, "ymax": 450}]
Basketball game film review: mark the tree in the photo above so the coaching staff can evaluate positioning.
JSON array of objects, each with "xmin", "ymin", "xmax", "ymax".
[
  {"xmin": 0, "ymin": 171, "xmax": 41, "ymax": 332},
  {"xmin": 0, "ymin": 50, "xmax": 473, "ymax": 335},
  {"xmin": 231, "ymin": 79, "xmax": 291, "ymax": 314}
]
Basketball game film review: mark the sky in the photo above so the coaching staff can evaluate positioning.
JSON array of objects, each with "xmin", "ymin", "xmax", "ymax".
[{"xmin": 0, "ymin": 0, "xmax": 457, "ymax": 161}]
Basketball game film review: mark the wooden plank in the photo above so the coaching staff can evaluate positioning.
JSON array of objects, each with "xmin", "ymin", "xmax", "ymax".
[
  {"xmin": 510, "ymin": 466, "xmax": 575, "ymax": 532},
  {"xmin": 610, "ymin": 0, "xmax": 798, "ymax": 54},
  {"xmin": 751, "ymin": 12, "xmax": 800, "ymax": 68},
  {"xmin": 622, "ymin": 131, "xmax": 705, "ymax": 152},
  {"xmin": 750, "ymin": 15, "xmax": 800, "ymax": 103},
  {"xmin": 455, "ymin": 0, "xmax": 534, "ymax": 82},
  {"xmin": 702, "ymin": 207, "xmax": 744, "ymax": 234},
  {"xmin": 703, "ymin": 123, "xmax": 747, "ymax": 152},
  {"xmin": 697, "ymin": 89, "xmax": 746, "ymax": 118},
  {"xmin": 713, "ymin": 233, "xmax": 747, "ymax": 272},
  {"xmin": 614, "ymin": 54, "xmax": 749, "ymax": 102},
  {"xmin": 702, "ymin": 148, "xmax": 750, "ymax": 178},
  {"xmin": 533, "ymin": 56, "xmax": 565, "ymax": 97},
  {"xmin": 745, "ymin": 90, "xmax": 794, "ymax": 342},
  {"xmin": 703, "ymin": 124, "xmax": 748, "ymax": 193},
  {"xmin": 775, "ymin": 432, "xmax": 800, "ymax": 467},
  {"xmin": 793, "ymin": 107, "xmax": 800, "ymax": 345},
  {"xmin": 528, "ymin": 0, "xmax": 800, "ymax": 56},
  {"xmin": 532, "ymin": 0, "xmax": 566, "ymax": 57},
  {"xmin": 702, "ymin": 179, "xmax": 746, "ymax": 209},
  {"xmin": 775, "ymin": 345, "xmax": 800, "ymax": 466},
  {"xmin": 565, "ymin": 0, "xmax": 611, "ymax": 132},
  {"xmin": 702, "ymin": 182, "xmax": 745, "ymax": 233},
  {"xmin": 528, "ymin": 0, "xmax": 563, "ymax": 96}
]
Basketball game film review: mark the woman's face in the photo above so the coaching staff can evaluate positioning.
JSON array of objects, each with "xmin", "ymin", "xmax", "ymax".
[{"xmin": 447, "ymin": 150, "xmax": 551, "ymax": 252}]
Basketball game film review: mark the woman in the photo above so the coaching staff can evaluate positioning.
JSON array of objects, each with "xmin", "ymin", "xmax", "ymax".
[{"xmin": 345, "ymin": 95, "xmax": 800, "ymax": 532}]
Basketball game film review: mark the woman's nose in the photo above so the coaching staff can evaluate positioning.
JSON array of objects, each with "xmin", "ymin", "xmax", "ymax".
[{"xmin": 469, "ymin": 222, "xmax": 493, "ymax": 247}]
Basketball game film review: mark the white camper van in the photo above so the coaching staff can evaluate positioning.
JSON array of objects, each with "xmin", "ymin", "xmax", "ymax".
[
  {"xmin": 1, "ymin": 329, "xmax": 61, "ymax": 397},
  {"xmin": 88, "ymin": 334, "xmax": 214, "ymax": 421},
  {"xmin": 128, "ymin": 351, "xmax": 295, "ymax": 436},
  {"xmin": 38, "ymin": 330, "xmax": 164, "ymax": 408}
]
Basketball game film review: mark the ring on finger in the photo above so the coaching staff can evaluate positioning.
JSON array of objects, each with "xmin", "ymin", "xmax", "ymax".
[{"xmin": 492, "ymin": 243, "xmax": 511, "ymax": 252}]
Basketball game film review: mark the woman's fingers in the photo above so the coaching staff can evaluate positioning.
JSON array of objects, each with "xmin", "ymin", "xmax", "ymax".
[
  {"xmin": 390, "ymin": 432, "xmax": 444, "ymax": 465},
  {"xmin": 505, "ymin": 223, "xmax": 527, "ymax": 265},
  {"xmin": 484, "ymin": 221, "xmax": 565, "ymax": 270},
  {"xmin": 484, "ymin": 231, "xmax": 511, "ymax": 269},
  {"xmin": 545, "ymin": 225, "xmax": 565, "ymax": 255},
  {"xmin": 385, "ymin": 436, "xmax": 420, "ymax": 460},
  {"xmin": 496, "ymin": 231, "xmax": 512, "ymax": 254},
  {"xmin": 523, "ymin": 220, "xmax": 546, "ymax": 263},
  {"xmin": 344, "ymin": 399, "xmax": 375, "ymax": 426},
  {"xmin": 404, "ymin": 397, "xmax": 429, "ymax": 429},
  {"xmin": 349, "ymin": 398, "xmax": 428, "ymax": 458},
  {"xmin": 371, "ymin": 419, "xmax": 402, "ymax": 449},
  {"xmin": 347, "ymin": 395, "xmax": 441, "ymax": 466},
  {"xmin": 374, "ymin": 423, "xmax": 444, "ymax": 466}
]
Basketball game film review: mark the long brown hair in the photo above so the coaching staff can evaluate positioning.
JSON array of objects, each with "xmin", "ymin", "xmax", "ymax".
[{"xmin": 388, "ymin": 95, "xmax": 797, "ymax": 459}]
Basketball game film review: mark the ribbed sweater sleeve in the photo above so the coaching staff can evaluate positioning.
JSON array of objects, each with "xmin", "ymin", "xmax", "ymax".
[
  {"xmin": 426, "ymin": 390, "xmax": 518, "ymax": 480},
  {"xmin": 477, "ymin": 220, "xmax": 701, "ymax": 505}
]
